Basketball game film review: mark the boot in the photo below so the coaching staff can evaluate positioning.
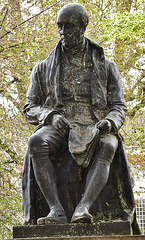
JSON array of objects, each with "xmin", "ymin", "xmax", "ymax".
[
  {"xmin": 71, "ymin": 159, "xmax": 110, "ymax": 223},
  {"xmin": 37, "ymin": 207, "xmax": 67, "ymax": 224}
]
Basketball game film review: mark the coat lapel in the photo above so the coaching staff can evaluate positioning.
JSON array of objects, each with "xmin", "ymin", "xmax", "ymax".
[
  {"xmin": 86, "ymin": 38, "xmax": 107, "ymax": 109},
  {"xmin": 48, "ymin": 41, "xmax": 63, "ymax": 108}
]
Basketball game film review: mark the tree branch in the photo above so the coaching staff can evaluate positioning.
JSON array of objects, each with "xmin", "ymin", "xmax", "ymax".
[
  {"xmin": 127, "ymin": 97, "xmax": 145, "ymax": 118},
  {"xmin": 0, "ymin": 0, "xmax": 64, "ymax": 40},
  {"xmin": 0, "ymin": 43, "xmax": 24, "ymax": 53},
  {"xmin": 0, "ymin": 9, "xmax": 8, "ymax": 28},
  {"xmin": 1, "ymin": 26, "xmax": 9, "ymax": 33},
  {"xmin": 124, "ymin": 74, "xmax": 145, "ymax": 101},
  {"xmin": 28, "ymin": 0, "xmax": 38, "ymax": 9}
]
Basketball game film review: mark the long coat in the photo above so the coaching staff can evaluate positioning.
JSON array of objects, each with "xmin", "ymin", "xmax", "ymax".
[
  {"xmin": 22, "ymin": 38, "xmax": 141, "ymax": 234},
  {"xmin": 23, "ymin": 38, "xmax": 126, "ymax": 131}
]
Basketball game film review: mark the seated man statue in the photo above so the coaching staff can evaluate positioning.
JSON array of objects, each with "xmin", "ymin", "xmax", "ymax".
[{"xmin": 22, "ymin": 3, "xmax": 140, "ymax": 233}]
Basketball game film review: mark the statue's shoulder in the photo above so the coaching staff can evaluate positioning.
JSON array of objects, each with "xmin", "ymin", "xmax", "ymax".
[
  {"xmin": 86, "ymin": 38, "xmax": 103, "ymax": 51},
  {"xmin": 105, "ymin": 59, "xmax": 112, "ymax": 68},
  {"xmin": 86, "ymin": 38, "xmax": 105, "ymax": 62},
  {"xmin": 105, "ymin": 59, "xmax": 120, "ymax": 73},
  {"xmin": 87, "ymin": 38, "xmax": 118, "ymax": 71},
  {"xmin": 104, "ymin": 59, "xmax": 121, "ymax": 82},
  {"xmin": 44, "ymin": 48, "xmax": 56, "ymax": 64}
]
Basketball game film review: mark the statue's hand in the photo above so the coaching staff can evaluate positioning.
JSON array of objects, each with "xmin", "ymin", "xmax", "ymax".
[
  {"xmin": 96, "ymin": 119, "xmax": 112, "ymax": 134},
  {"xmin": 51, "ymin": 114, "xmax": 70, "ymax": 136}
]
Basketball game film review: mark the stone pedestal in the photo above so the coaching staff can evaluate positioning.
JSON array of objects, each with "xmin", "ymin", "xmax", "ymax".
[
  {"xmin": 13, "ymin": 221, "xmax": 132, "ymax": 239},
  {"xmin": 11, "ymin": 236, "xmax": 145, "ymax": 240}
]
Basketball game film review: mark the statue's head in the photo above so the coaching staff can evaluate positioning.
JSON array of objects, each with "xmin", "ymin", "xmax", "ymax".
[{"xmin": 57, "ymin": 3, "xmax": 89, "ymax": 51}]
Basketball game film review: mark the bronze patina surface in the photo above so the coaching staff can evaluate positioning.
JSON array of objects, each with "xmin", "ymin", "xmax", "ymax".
[{"xmin": 22, "ymin": 3, "xmax": 141, "ymax": 235}]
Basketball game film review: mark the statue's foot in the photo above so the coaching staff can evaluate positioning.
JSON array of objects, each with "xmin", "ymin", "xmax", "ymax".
[
  {"xmin": 37, "ymin": 208, "xmax": 67, "ymax": 225},
  {"xmin": 23, "ymin": 219, "xmax": 35, "ymax": 225},
  {"xmin": 71, "ymin": 204, "xmax": 93, "ymax": 223}
]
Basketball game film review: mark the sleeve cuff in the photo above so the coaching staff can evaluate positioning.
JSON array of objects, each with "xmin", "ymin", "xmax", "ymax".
[
  {"xmin": 38, "ymin": 109, "xmax": 60, "ymax": 125},
  {"xmin": 105, "ymin": 117, "xmax": 118, "ymax": 134}
]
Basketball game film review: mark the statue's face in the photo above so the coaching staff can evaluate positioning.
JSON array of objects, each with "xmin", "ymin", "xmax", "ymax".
[{"xmin": 57, "ymin": 15, "xmax": 85, "ymax": 50}]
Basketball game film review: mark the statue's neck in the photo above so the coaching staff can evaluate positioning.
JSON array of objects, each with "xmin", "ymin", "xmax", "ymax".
[{"xmin": 63, "ymin": 37, "xmax": 86, "ymax": 55}]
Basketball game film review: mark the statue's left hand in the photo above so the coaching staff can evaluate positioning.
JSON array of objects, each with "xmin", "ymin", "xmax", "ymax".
[{"xmin": 96, "ymin": 119, "xmax": 112, "ymax": 134}]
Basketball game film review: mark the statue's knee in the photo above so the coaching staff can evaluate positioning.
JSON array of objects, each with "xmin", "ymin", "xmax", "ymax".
[
  {"xmin": 28, "ymin": 134, "xmax": 45, "ymax": 155},
  {"xmin": 99, "ymin": 138, "xmax": 117, "ymax": 157}
]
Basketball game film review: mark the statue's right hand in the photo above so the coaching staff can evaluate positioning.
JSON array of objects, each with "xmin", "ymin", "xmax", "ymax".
[{"xmin": 51, "ymin": 114, "xmax": 70, "ymax": 136}]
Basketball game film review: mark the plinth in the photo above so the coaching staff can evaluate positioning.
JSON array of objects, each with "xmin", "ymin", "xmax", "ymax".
[{"xmin": 13, "ymin": 221, "xmax": 132, "ymax": 239}]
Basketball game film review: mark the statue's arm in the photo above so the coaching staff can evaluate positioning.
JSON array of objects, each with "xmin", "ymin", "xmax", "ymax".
[
  {"xmin": 104, "ymin": 61, "xmax": 127, "ymax": 133},
  {"xmin": 23, "ymin": 63, "xmax": 58, "ymax": 125}
]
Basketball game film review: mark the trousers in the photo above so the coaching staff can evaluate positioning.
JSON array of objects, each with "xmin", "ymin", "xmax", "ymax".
[{"xmin": 28, "ymin": 124, "xmax": 118, "ymax": 163}]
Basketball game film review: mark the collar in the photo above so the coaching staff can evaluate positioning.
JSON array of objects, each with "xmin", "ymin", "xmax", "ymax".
[{"xmin": 61, "ymin": 38, "xmax": 92, "ymax": 68}]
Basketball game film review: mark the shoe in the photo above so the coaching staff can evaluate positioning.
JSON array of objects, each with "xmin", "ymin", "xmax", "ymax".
[
  {"xmin": 37, "ymin": 208, "xmax": 67, "ymax": 225},
  {"xmin": 23, "ymin": 219, "xmax": 35, "ymax": 225},
  {"xmin": 71, "ymin": 204, "xmax": 93, "ymax": 223}
]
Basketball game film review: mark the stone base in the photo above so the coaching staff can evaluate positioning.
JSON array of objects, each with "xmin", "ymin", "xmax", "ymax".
[
  {"xmin": 12, "ymin": 236, "xmax": 145, "ymax": 240},
  {"xmin": 13, "ymin": 221, "xmax": 132, "ymax": 239},
  {"xmin": 11, "ymin": 236, "xmax": 145, "ymax": 240}
]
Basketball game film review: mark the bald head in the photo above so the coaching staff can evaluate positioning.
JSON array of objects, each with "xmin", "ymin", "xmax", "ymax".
[{"xmin": 57, "ymin": 3, "xmax": 89, "ymax": 29}]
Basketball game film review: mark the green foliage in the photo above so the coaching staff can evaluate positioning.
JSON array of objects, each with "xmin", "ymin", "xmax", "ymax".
[{"xmin": 0, "ymin": 0, "xmax": 144, "ymax": 238}]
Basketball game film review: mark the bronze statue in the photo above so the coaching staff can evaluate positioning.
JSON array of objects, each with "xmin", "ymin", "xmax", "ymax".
[{"xmin": 22, "ymin": 3, "xmax": 140, "ymax": 234}]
